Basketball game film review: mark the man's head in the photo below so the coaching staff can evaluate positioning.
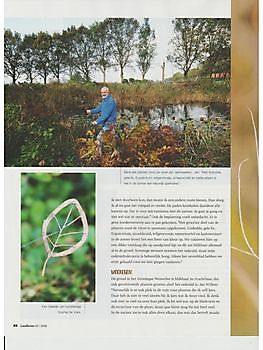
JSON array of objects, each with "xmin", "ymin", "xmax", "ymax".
[{"xmin": 101, "ymin": 86, "xmax": 109, "ymax": 99}]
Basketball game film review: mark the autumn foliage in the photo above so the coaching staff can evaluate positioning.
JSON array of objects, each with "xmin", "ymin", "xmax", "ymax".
[
  {"xmin": 76, "ymin": 118, "xmax": 184, "ymax": 167},
  {"xmin": 75, "ymin": 114, "xmax": 230, "ymax": 167},
  {"xmin": 4, "ymin": 82, "xmax": 230, "ymax": 167}
]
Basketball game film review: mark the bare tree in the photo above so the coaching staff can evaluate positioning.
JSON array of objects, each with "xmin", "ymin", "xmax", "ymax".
[
  {"xmin": 136, "ymin": 18, "xmax": 156, "ymax": 80},
  {"xmin": 62, "ymin": 26, "xmax": 78, "ymax": 79},
  {"xmin": 50, "ymin": 32, "xmax": 68, "ymax": 83},
  {"xmin": 70, "ymin": 25, "xmax": 98, "ymax": 82},
  {"xmin": 168, "ymin": 19, "xmax": 205, "ymax": 77},
  {"xmin": 21, "ymin": 33, "xmax": 38, "ymax": 83},
  {"xmin": 34, "ymin": 31, "xmax": 53, "ymax": 84},
  {"xmin": 106, "ymin": 18, "xmax": 139, "ymax": 82},
  {"xmin": 4, "ymin": 29, "xmax": 23, "ymax": 84},
  {"xmin": 91, "ymin": 21, "xmax": 114, "ymax": 83}
]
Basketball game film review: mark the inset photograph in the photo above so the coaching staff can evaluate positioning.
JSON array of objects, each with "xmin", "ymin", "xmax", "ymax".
[{"xmin": 21, "ymin": 172, "xmax": 95, "ymax": 302}]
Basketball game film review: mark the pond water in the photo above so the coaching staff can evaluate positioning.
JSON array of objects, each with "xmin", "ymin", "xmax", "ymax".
[{"xmin": 119, "ymin": 103, "xmax": 230, "ymax": 131}]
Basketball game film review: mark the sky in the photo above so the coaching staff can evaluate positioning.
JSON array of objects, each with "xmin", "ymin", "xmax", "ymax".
[{"xmin": 4, "ymin": 17, "xmax": 177, "ymax": 83}]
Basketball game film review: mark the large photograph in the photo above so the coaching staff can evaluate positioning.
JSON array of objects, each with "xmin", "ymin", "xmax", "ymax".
[{"xmin": 5, "ymin": 17, "xmax": 231, "ymax": 167}]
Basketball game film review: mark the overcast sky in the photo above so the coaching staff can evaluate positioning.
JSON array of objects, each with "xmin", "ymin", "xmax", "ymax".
[{"xmin": 5, "ymin": 17, "xmax": 177, "ymax": 82}]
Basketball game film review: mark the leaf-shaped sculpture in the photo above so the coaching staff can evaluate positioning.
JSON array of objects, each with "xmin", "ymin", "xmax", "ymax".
[{"xmin": 41, "ymin": 198, "xmax": 89, "ymax": 276}]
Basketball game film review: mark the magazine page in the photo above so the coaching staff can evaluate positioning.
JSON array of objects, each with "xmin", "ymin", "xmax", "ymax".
[{"xmin": 4, "ymin": 0, "xmax": 259, "ymax": 349}]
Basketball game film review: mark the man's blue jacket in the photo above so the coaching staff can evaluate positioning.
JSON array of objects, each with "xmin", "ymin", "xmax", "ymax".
[{"xmin": 91, "ymin": 94, "xmax": 117, "ymax": 128}]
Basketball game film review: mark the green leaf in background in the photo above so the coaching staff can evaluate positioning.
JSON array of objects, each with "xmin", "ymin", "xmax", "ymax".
[{"xmin": 87, "ymin": 225, "xmax": 95, "ymax": 248}]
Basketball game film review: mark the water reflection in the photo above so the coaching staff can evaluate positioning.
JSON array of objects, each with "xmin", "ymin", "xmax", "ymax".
[{"xmin": 119, "ymin": 103, "xmax": 230, "ymax": 131}]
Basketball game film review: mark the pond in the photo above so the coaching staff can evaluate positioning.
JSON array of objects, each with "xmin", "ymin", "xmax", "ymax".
[
  {"xmin": 119, "ymin": 103, "xmax": 230, "ymax": 131},
  {"xmin": 68, "ymin": 102, "xmax": 230, "ymax": 138}
]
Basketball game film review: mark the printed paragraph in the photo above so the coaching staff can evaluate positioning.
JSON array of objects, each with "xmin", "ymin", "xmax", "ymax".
[
  {"xmin": 111, "ymin": 275, "xmax": 221, "ymax": 316},
  {"xmin": 122, "ymin": 169, "xmax": 223, "ymax": 185},
  {"xmin": 111, "ymin": 197, "xmax": 225, "ymax": 265}
]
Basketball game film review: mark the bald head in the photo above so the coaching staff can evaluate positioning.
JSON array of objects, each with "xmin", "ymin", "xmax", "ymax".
[{"xmin": 101, "ymin": 86, "xmax": 109, "ymax": 99}]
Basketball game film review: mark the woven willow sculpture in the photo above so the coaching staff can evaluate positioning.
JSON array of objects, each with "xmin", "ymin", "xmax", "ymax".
[{"xmin": 41, "ymin": 198, "xmax": 89, "ymax": 276}]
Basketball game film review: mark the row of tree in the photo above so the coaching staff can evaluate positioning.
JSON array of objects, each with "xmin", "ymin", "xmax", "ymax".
[
  {"xmin": 4, "ymin": 18, "xmax": 156, "ymax": 84},
  {"xmin": 4, "ymin": 18, "xmax": 230, "ymax": 84}
]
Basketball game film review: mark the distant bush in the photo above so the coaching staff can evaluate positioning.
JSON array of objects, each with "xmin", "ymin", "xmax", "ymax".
[
  {"xmin": 4, "ymin": 103, "xmax": 25, "ymax": 163},
  {"xmin": 5, "ymin": 103, "xmax": 80, "ymax": 166},
  {"xmin": 172, "ymin": 72, "xmax": 184, "ymax": 81}
]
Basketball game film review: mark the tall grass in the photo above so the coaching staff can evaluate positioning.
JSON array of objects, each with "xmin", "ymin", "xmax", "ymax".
[
  {"xmin": 178, "ymin": 118, "xmax": 230, "ymax": 167},
  {"xmin": 109, "ymin": 79, "xmax": 230, "ymax": 108},
  {"xmin": 5, "ymin": 79, "xmax": 230, "ymax": 117},
  {"xmin": 4, "ymin": 80, "xmax": 230, "ymax": 167}
]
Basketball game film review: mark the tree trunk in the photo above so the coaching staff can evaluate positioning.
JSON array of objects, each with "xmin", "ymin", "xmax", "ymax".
[
  {"xmin": 120, "ymin": 67, "xmax": 124, "ymax": 83},
  {"xmin": 85, "ymin": 71, "xmax": 90, "ymax": 82},
  {"xmin": 161, "ymin": 62, "xmax": 165, "ymax": 82},
  {"xmin": 103, "ymin": 69, "xmax": 106, "ymax": 84},
  {"xmin": 69, "ymin": 65, "xmax": 73, "ymax": 79}
]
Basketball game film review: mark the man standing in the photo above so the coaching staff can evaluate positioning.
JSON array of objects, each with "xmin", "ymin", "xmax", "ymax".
[{"xmin": 86, "ymin": 86, "xmax": 117, "ymax": 156}]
